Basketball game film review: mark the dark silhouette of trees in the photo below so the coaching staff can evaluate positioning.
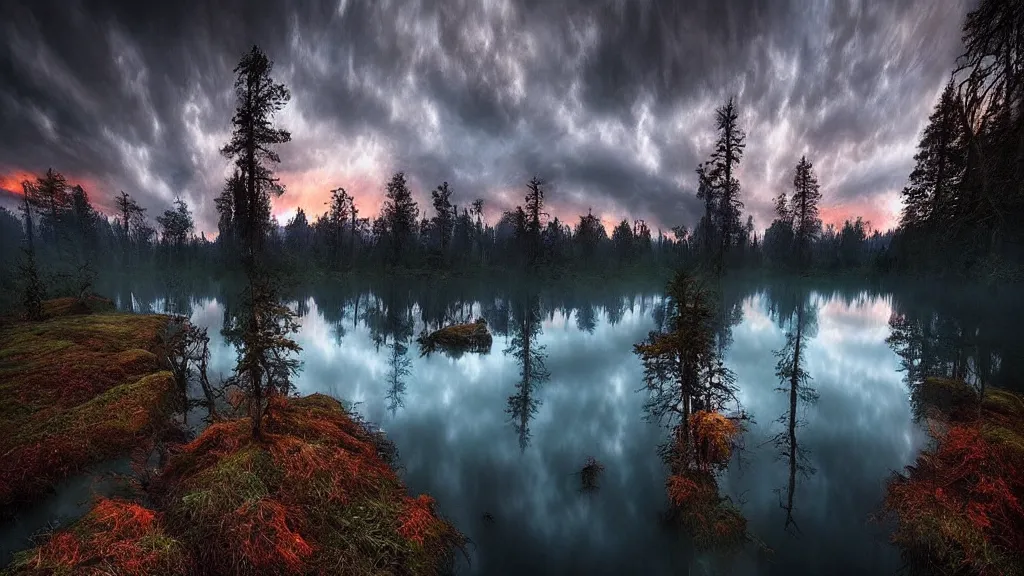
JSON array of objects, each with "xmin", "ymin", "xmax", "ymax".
[
  {"xmin": 769, "ymin": 291, "xmax": 818, "ymax": 534},
  {"xmin": 888, "ymin": 0, "xmax": 1024, "ymax": 277},
  {"xmin": 220, "ymin": 45, "xmax": 292, "ymax": 259},
  {"xmin": 505, "ymin": 292, "xmax": 549, "ymax": 452},
  {"xmin": 26, "ymin": 168, "xmax": 69, "ymax": 240},
  {"xmin": 900, "ymin": 83, "xmax": 967, "ymax": 233},
  {"xmin": 324, "ymin": 187, "xmax": 355, "ymax": 267},
  {"xmin": 524, "ymin": 177, "xmax": 547, "ymax": 268},
  {"xmin": 381, "ymin": 172, "xmax": 419, "ymax": 266},
  {"xmin": 431, "ymin": 181, "xmax": 456, "ymax": 260},
  {"xmin": 17, "ymin": 186, "xmax": 44, "ymax": 320},
  {"xmin": 156, "ymin": 198, "xmax": 195, "ymax": 248},
  {"xmin": 791, "ymin": 156, "xmax": 822, "ymax": 271},
  {"xmin": 710, "ymin": 98, "xmax": 746, "ymax": 269},
  {"xmin": 573, "ymin": 209, "xmax": 606, "ymax": 267},
  {"xmin": 612, "ymin": 219, "xmax": 634, "ymax": 261},
  {"xmin": 690, "ymin": 98, "xmax": 746, "ymax": 273}
]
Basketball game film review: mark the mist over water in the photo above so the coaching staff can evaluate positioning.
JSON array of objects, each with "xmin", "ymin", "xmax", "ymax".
[
  {"xmin": 167, "ymin": 281, "xmax": 927, "ymax": 575},
  {"xmin": 9, "ymin": 275, "xmax": 1014, "ymax": 574}
]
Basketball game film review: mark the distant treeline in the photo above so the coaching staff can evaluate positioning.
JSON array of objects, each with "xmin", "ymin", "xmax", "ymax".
[{"xmin": 2, "ymin": 0, "xmax": 1021, "ymax": 314}]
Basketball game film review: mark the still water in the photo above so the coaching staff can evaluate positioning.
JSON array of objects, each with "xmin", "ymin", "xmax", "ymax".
[
  {"xmin": 183, "ymin": 281, "xmax": 927, "ymax": 575},
  {"xmin": 8, "ymin": 277, "xmax": 1018, "ymax": 574}
]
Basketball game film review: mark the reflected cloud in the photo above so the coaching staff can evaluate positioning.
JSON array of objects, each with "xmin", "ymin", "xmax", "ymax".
[{"xmin": 157, "ymin": 281, "xmax": 930, "ymax": 575}]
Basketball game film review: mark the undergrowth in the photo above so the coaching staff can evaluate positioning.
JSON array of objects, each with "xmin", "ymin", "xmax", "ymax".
[
  {"xmin": 883, "ymin": 379, "xmax": 1024, "ymax": 576},
  {"xmin": 155, "ymin": 394, "xmax": 466, "ymax": 575},
  {"xmin": 4, "ymin": 498, "xmax": 192, "ymax": 576},
  {"xmin": 0, "ymin": 305, "xmax": 175, "ymax": 512},
  {"xmin": 6, "ymin": 394, "xmax": 466, "ymax": 575},
  {"xmin": 663, "ymin": 411, "xmax": 748, "ymax": 550}
]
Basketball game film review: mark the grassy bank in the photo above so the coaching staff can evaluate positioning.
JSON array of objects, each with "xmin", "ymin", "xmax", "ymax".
[
  {"xmin": 5, "ymin": 395, "xmax": 465, "ymax": 575},
  {"xmin": 0, "ymin": 301, "xmax": 176, "ymax": 514},
  {"xmin": 883, "ymin": 379, "xmax": 1024, "ymax": 576}
]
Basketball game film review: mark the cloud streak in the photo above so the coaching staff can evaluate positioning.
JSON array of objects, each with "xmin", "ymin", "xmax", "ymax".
[{"xmin": 0, "ymin": 0, "xmax": 972, "ymax": 235}]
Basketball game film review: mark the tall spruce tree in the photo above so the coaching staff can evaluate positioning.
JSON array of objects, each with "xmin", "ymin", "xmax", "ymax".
[
  {"xmin": 381, "ymin": 172, "xmax": 419, "ymax": 265},
  {"xmin": 431, "ymin": 181, "xmax": 456, "ymax": 257},
  {"xmin": 524, "ymin": 177, "xmax": 546, "ymax": 268},
  {"xmin": 709, "ymin": 97, "xmax": 746, "ymax": 267},
  {"xmin": 791, "ymin": 156, "xmax": 822, "ymax": 270},
  {"xmin": 900, "ymin": 83, "xmax": 968, "ymax": 232},
  {"xmin": 220, "ymin": 45, "xmax": 292, "ymax": 258}
]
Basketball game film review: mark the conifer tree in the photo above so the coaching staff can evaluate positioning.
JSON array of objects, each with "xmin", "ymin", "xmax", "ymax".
[
  {"xmin": 790, "ymin": 156, "xmax": 822, "ymax": 270},
  {"xmin": 381, "ymin": 172, "xmax": 419, "ymax": 265},
  {"xmin": 709, "ymin": 97, "xmax": 746, "ymax": 266},
  {"xmin": 220, "ymin": 45, "xmax": 292, "ymax": 258}
]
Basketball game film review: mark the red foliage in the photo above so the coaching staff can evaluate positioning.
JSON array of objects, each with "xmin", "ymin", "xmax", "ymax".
[
  {"xmin": 0, "ymin": 312, "xmax": 174, "ymax": 511},
  {"xmin": 398, "ymin": 495, "xmax": 438, "ymax": 546},
  {"xmin": 149, "ymin": 394, "xmax": 463, "ymax": 574},
  {"xmin": 230, "ymin": 499, "xmax": 313, "ymax": 573},
  {"xmin": 688, "ymin": 411, "xmax": 739, "ymax": 472},
  {"xmin": 884, "ymin": 407, "xmax": 1024, "ymax": 575},
  {"xmin": 14, "ymin": 498, "xmax": 190, "ymax": 576},
  {"xmin": 667, "ymin": 474, "xmax": 702, "ymax": 507}
]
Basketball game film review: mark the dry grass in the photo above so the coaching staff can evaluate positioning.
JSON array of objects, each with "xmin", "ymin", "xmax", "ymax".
[
  {"xmin": 5, "ymin": 395, "xmax": 467, "ymax": 575},
  {"xmin": 883, "ymin": 380, "xmax": 1024, "ymax": 576},
  {"xmin": 3, "ymin": 498, "xmax": 193, "ymax": 576},
  {"xmin": 40, "ymin": 295, "xmax": 116, "ymax": 319},
  {"xmin": 151, "ymin": 393, "xmax": 465, "ymax": 575},
  {"xmin": 0, "ymin": 305, "xmax": 176, "ymax": 513}
]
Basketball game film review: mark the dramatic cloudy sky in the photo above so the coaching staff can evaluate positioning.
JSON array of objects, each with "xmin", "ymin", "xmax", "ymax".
[{"xmin": 0, "ymin": 0, "xmax": 973, "ymax": 237}]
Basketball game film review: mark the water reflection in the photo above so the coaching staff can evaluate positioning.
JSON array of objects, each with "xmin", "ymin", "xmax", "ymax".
[
  {"xmin": 768, "ymin": 286, "xmax": 819, "ymax": 535},
  {"xmin": 120, "ymin": 280, "xmax": 940, "ymax": 575}
]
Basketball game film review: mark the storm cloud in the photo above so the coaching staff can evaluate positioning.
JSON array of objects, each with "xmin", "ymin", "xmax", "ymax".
[{"xmin": 0, "ymin": 0, "xmax": 971, "ymax": 235}]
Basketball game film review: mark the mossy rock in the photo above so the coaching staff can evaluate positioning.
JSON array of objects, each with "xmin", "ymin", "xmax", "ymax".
[{"xmin": 417, "ymin": 318, "xmax": 493, "ymax": 358}]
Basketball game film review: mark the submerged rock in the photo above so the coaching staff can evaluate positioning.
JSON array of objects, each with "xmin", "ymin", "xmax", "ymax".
[{"xmin": 417, "ymin": 317, "xmax": 493, "ymax": 358}]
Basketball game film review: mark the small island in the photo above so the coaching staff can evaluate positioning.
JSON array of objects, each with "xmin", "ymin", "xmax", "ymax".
[{"xmin": 416, "ymin": 318, "xmax": 493, "ymax": 358}]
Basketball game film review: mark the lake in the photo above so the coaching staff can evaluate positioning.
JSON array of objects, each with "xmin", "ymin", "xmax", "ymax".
[{"xmin": 5, "ymin": 276, "xmax": 1021, "ymax": 575}]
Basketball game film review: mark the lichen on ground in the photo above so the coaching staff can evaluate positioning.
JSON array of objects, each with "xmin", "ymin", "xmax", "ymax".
[
  {"xmin": 417, "ymin": 318, "xmax": 492, "ymax": 357},
  {"xmin": 883, "ymin": 378, "xmax": 1024, "ymax": 576},
  {"xmin": 0, "ymin": 304, "xmax": 176, "ymax": 513}
]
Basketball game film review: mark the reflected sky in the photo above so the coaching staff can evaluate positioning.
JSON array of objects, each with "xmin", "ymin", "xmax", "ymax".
[{"xmin": 174, "ymin": 286, "xmax": 927, "ymax": 575}]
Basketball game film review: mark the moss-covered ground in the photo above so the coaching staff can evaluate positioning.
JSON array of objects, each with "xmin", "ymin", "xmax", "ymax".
[
  {"xmin": 5, "ymin": 395, "xmax": 465, "ymax": 576},
  {"xmin": 0, "ymin": 302, "xmax": 175, "ymax": 513},
  {"xmin": 883, "ymin": 378, "xmax": 1024, "ymax": 576}
]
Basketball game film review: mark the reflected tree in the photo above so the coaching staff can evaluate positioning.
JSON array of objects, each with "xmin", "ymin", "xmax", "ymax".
[
  {"xmin": 769, "ymin": 293, "xmax": 819, "ymax": 535},
  {"xmin": 635, "ymin": 270, "xmax": 748, "ymax": 550},
  {"xmin": 505, "ymin": 292, "xmax": 550, "ymax": 452},
  {"xmin": 385, "ymin": 339, "xmax": 411, "ymax": 416},
  {"xmin": 634, "ymin": 271, "xmax": 741, "ymax": 457},
  {"xmin": 575, "ymin": 303, "xmax": 597, "ymax": 334}
]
